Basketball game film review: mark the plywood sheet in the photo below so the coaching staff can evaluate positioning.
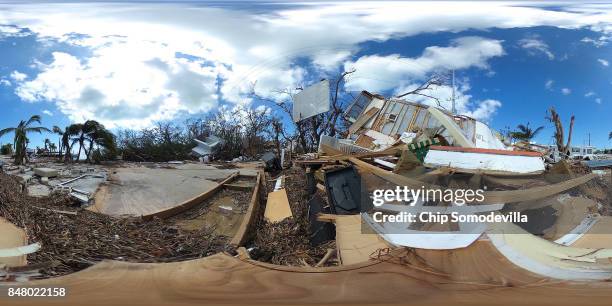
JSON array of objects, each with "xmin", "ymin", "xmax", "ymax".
[
  {"xmin": 335, "ymin": 215, "xmax": 389, "ymax": 265},
  {"xmin": 264, "ymin": 189, "xmax": 292, "ymax": 223}
]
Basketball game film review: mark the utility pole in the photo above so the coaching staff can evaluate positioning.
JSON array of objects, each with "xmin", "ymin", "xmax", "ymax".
[{"xmin": 451, "ymin": 69, "xmax": 456, "ymax": 114}]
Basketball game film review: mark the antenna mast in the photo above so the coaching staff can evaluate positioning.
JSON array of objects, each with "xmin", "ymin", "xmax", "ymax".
[{"xmin": 451, "ymin": 69, "xmax": 456, "ymax": 114}]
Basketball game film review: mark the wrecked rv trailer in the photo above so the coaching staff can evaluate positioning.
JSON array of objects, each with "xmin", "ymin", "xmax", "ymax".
[{"xmin": 1, "ymin": 88, "xmax": 612, "ymax": 305}]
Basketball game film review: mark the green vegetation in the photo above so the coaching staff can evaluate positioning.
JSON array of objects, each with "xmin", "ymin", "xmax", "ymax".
[
  {"xmin": 510, "ymin": 123, "xmax": 544, "ymax": 142},
  {"xmin": 1, "ymin": 143, "xmax": 13, "ymax": 155},
  {"xmin": 64, "ymin": 120, "xmax": 117, "ymax": 163},
  {"xmin": 0, "ymin": 115, "xmax": 51, "ymax": 165}
]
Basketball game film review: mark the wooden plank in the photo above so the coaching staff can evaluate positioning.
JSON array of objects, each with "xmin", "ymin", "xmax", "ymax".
[
  {"xmin": 348, "ymin": 157, "xmax": 597, "ymax": 204},
  {"xmin": 230, "ymin": 171, "xmax": 263, "ymax": 246},
  {"xmin": 316, "ymin": 213, "xmax": 338, "ymax": 223},
  {"xmin": 263, "ymin": 189, "xmax": 293, "ymax": 223},
  {"xmin": 141, "ymin": 172, "xmax": 239, "ymax": 221},
  {"xmin": 348, "ymin": 107, "xmax": 379, "ymax": 135}
]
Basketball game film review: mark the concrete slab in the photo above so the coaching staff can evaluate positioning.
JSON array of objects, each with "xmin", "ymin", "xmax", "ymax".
[
  {"xmin": 16, "ymin": 174, "xmax": 32, "ymax": 184},
  {"xmin": 33, "ymin": 167, "xmax": 59, "ymax": 178},
  {"xmin": 28, "ymin": 184, "xmax": 51, "ymax": 197},
  {"xmin": 174, "ymin": 163, "xmax": 259, "ymax": 177},
  {"xmin": 90, "ymin": 167, "xmax": 239, "ymax": 216}
]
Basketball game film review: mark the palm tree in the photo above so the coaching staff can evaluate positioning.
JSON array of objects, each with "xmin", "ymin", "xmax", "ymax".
[
  {"xmin": 0, "ymin": 115, "xmax": 51, "ymax": 165},
  {"xmin": 62, "ymin": 125, "xmax": 81, "ymax": 162},
  {"xmin": 66, "ymin": 120, "xmax": 115, "ymax": 163},
  {"xmin": 66, "ymin": 123, "xmax": 86, "ymax": 162},
  {"xmin": 609, "ymin": 131, "xmax": 611, "ymax": 140},
  {"xmin": 85, "ymin": 124, "xmax": 116, "ymax": 162},
  {"xmin": 83, "ymin": 121, "xmax": 115, "ymax": 162},
  {"xmin": 49, "ymin": 142, "xmax": 57, "ymax": 153},
  {"xmin": 43, "ymin": 138, "xmax": 51, "ymax": 152},
  {"xmin": 510, "ymin": 123, "xmax": 544, "ymax": 142},
  {"xmin": 52, "ymin": 126, "xmax": 63, "ymax": 156}
]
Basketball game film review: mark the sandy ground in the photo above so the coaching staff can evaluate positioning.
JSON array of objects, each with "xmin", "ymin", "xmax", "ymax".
[
  {"xmin": 90, "ymin": 167, "xmax": 240, "ymax": 216},
  {"xmin": 0, "ymin": 216, "xmax": 27, "ymax": 267}
]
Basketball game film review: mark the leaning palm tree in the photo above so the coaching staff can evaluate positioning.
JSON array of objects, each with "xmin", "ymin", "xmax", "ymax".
[
  {"xmin": 510, "ymin": 123, "xmax": 544, "ymax": 142},
  {"xmin": 0, "ymin": 115, "xmax": 51, "ymax": 165},
  {"xmin": 85, "ymin": 124, "xmax": 116, "ymax": 163},
  {"xmin": 83, "ymin": 121, "xmax": 115, "ymax": 162},
  {"xmin": 67, "ymin": 120, "xmax": 108, "ymax": 162}
]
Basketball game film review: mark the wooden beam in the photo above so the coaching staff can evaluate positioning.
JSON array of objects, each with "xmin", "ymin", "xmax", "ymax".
[
  {"xmin": 230, "ymin": 171, "xmax": 263, "ymax": 246},
  {"xmin": 316, "ymin": 213, "xmax": 338, "ymax": 223}
]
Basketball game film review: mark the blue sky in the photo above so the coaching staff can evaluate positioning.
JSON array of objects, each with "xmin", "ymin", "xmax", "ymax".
[{"xmin": 0, "ymin": 1, "xmax": 611, "ymax": 149}]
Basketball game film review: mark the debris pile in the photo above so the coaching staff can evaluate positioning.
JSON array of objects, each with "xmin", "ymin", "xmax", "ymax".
[
  {"xmin": 0, "ymin": 172, "xmax": 229, "ymax": 277},
  {"xmin": 250, "ymin": 167, "xmax": 335, "ymax": 266}
]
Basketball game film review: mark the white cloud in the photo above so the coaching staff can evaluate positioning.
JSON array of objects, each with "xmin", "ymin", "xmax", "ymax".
[
  {"xmin": 0, "ymin": 24, "xmax": 30, "ymax": 39},
  {"xmin": 10, "ymin": 70, "xmax": 27, "ymax": 81},
  {"xmin": 393, "ymin": 79, "xmax": 501, "ymax": 121},
  {"xmin": 585, "ymin": 91, "xmax": 595, "ymax": 97},
  {"xmin": 561, "ymin": 88, "xmax": 571, "ymax": 95},
  {"xmin": 42, "ymin": 109, "xmax": 53, "ymax": 116},
  {"xmin": 518, "ymin": 37, "xmax": 554, "ymax": 60},
  {"xmin": 598, "ymin": 58, "xmax": 609, "ymax": 66},
  {"xmin": 312, "ymin": 50, "xmax": 353, "ymax": 72},
  {"xmin": 595, "ymin": 98, "xmax": 602, "ymax": 104},
  {"xmin": 1, "ymin": 2, "xmax": 612, "ymax": 127},
  {"xmin": 0, "ymin": 79, "xmax": 11, "ymax": 86},
  {"xmin": 581, "ymin": 36, "xmax": 611, "ymax": 47},
  {"xmin": 16, "ymin": 47, "xmax": 220, "ymax": 129},
  {"xmin": 545, "ymin": 79, "xmax": 554, "ymax": 90},
  {"xmin": 462, "ymin": 99, "xmax": 502, "ymax": 121},
  {"xmin": 344, "ymin": 37, "xmax": 503, "ymax": 92}
]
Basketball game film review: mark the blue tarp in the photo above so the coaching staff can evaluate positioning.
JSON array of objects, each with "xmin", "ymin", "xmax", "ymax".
[{"xmin": 583, "ymin": 159, "xmax": 612, "ymax": 168}]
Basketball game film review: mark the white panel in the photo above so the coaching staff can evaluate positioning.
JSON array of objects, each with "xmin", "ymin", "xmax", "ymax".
[
  {"xmin": 0, "ymin": 243, "xmax": 41, "ymax": 257},
  {"xmin": 474, "ymin": 121, "xmax": 506, "ymax": 150},
  {"xmin": 362, "ymin": 213, "xmax": 484, "ymax": 250},
  {"xmin": 293, "ymin": 80, "xmax": 330, "ymax": 122},
  {"xmin": 424, "ymin": 149, "xmax": 545, "ymax": 174}
]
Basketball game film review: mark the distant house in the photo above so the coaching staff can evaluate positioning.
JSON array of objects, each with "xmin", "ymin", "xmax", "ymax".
[{"xmin": 546, "ymin": 145, "xmax": 597, "ymax": 161}]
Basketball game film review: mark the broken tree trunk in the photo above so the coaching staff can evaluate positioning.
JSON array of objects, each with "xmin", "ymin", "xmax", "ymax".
[{"xmin": 548, "ymin": 107, "xmax": 575, "ymax": 158}]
